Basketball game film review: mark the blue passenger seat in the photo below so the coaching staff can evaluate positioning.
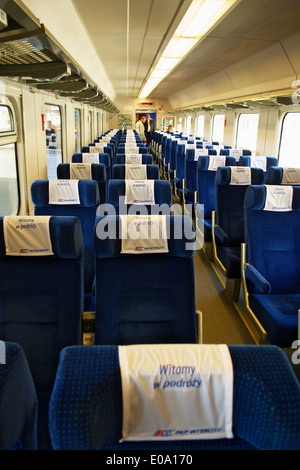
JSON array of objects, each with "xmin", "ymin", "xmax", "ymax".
[
  {"xmin": 0, "ymin": 215, "xmax": 84, "ymax": 449},
  {"xmin": 212, "ymin": 167, "xmax": 264, "ymax": 300},
  {"xmin": 241, "ymin": 184, "xmax": 300, "ymax": 346},
  {"xmin": 0, "ymin": 341, "xmax": 38, "ymax": 450},
  {"xmin": 49, "ymin": 344, "xmax": 300, "ymax": 450},
  {"xmin": 195, "ymin": 156, "xmax": 236, "ymax": 259},
  {"xmin": 93, "ymin": 215, "xmax": 198, "ymax": 344},
  {"xmin": 31, "ymin": 179, "xmax": 99, "ymax": 311}
]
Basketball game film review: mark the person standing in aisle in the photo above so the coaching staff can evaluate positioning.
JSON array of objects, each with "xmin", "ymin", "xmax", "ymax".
[
  {"xmin": 136, "ymin": 115, "xmax": 147, "ymax": 143},
  {"xmin": 144, "ymin": 114, "xmax": 154, "ymax": 146}
]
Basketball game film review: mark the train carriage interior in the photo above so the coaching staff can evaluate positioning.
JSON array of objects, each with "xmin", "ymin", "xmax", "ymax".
[{"xmin": 0, "ymin": 0, "xmax": 299, "ymax": 452}]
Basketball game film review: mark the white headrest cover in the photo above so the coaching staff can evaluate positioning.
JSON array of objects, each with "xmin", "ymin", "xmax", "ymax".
[
  {"xmin": 120, "ymin": 214, "xmax": 168, "ymax": 254},
  {"xmin": 230, "ymin": 167, "xmax": 251, "ymax": 185},
  {"xmin": 118, "ymin": 344, "xmax": 233, "ymax": 441},
  {"xmin": 124, "ymin": 180, "xmax": 154, "ymax": 205},
  {"xmin": 82, "ymin": 153, "xmax": 100, "ymax": 163},
  {"xmin": 70, "ymin": 163, "xmax": 92, "ymax": 180},
  {"xmin": 49, "ymin": 180, "xmax": 80, "ymax": 204},
  {"xmin": 264, "ymin": 185, "xmax": 293, "ymax": 211},
  {"xmin": 4, "ymin": 216, "xmax": 54, "ymax": 256},
  {"xmin": 125, "ymin": 164, "xmax": 147, "ymax": 180}
]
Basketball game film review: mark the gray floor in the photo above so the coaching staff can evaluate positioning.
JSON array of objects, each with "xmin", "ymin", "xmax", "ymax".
[{"xmin": 194, "ymin": 248, "xmax": 255, "ymax": 345}]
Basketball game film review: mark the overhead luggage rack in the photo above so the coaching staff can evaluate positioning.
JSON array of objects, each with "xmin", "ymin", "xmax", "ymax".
[{"xmin": 0, "ymin": 7, "xmax": 118, "ymax": 113}]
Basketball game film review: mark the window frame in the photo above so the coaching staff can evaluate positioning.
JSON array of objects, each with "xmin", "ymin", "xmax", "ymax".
[{"xmin": 0, "ymin": 99, "xmax": 19, "ymax": 215}]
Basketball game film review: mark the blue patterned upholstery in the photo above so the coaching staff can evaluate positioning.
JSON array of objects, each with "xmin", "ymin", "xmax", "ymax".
[
  {"xmin": 49, "ymin": 344, "xmax": 300, "ymax": 450},
  {"xmin": 31, "ymin": 179, "xmax": 99, "ymax": 310},
  {"xmin": 243, "ymin": 185, "xmax": 300, "ymax": 346},
  {"xmin": 93, "ymin": 215, "xmax": 197, "ymax": 345},
  {"xmin": 0, "ymin": 216, "xmax": 84, "ymax": 449},
  {"xmin": 0, "ymin": 342, "xmax": 38, "ymax": 450}
]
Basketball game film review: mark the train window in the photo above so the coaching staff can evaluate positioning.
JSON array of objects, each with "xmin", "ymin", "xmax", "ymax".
[
  {"xmin": 212, "ymin": 114, "xmax": 225, "ymax": 143},
  {"xmin": 88, "ymin": 110, "xmax": 92, "ymax": 143},
  {"xmin": 177, "ymin": 116, "xmax": 182, "ymax": 133},
  {"xmin": 74, "ymin": 108, "xmax": 81, "ymax": 153},
  {"xmin": 45, "ymin": 104, "xmax": 62, "ymax": 179},
  {"xmin": 0, "ymin": 105, "xmax": 13, "ymax": 132},
  {"xmin": 162, "ymin": 116, "xmax": 175, "ymax": 131},
  {"xmin": 185, "ymin": 115, "xmax": 192, "ymax": 135},
  {"xmin": 97, "ymin": 112, "xmax": 101, "ymax": 137},
  {"xmin": 0, "ymin": 143, "xmax": 19, "ymax": 216},
  {"xmin": 279, "ymin": 112, "xmax": 300, "ymax": 167},
  {"xmin": 236, "ymin": 113, "xmax": 259, "ymax": 153},
  {"xmin": 196, "ymin": 115, "xmax": 205, "ymax": 138}
]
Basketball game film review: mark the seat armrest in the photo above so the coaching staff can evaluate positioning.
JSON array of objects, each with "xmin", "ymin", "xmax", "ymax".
[
  {"xmin": 245, "ymin": 264, "xmax": 271, "ymax": 294},
  {"xmin": 214, "ymin": 224, "xmax": 229, "ymax": 244}
]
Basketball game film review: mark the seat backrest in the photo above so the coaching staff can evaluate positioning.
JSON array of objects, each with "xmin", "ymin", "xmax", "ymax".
[
  {"xmin": 31, "ymin": 179, "xmax": 99, "ymax": 297},
  {"xmin": 93, "ymin": 215, "xmax": 197, "ymax": 345},
  {"xmin": 175, "ymin": 143, "xmax": 186, "ymax": 185},
  {"xmin": 107, "ymin": 180, "xmax": 172, "ymax": 214},
  {"xmin": 72, "ymin": 152, "xmax": 111, "ymax": 180},
  {"xmin": 0, "ymin": 341, "xmax": 38, "ymax": 450},
  {"xmin": 244, "ymin": 184, "xmax": 300, "ymax": 294},
  {"xmin": 266, "ymin": 166, "xmax": 300, "ymax": 185},
  {"xmin": 0, "ymin": 215, "xmax": 84, "ymax": 449},
  {"xmin": 56, "ymin": 162, "xmax": 107, "ymax": 203},
  {"xmin": 49, "ymin": 344, "xmax": 300, "ymax": 450},
  {"xmin": 197, "ymin": 156, "xmax": 236, "ymax": 219},
  {"xmin": 215, "ymin": 167, "xmax": 264, "ymax": 245},
  {"xmin": 112, "ymin": 164, "xmax": 159, "ymax": 180}
]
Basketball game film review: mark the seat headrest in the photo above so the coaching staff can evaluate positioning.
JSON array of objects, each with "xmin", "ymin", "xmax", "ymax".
[
  {"xmin": 94, "ymin": 215, "xmax": 195, "ymax": 258},
  {"xmin": 196, "ymin": 156, "xmax": 236, "ymax": 170},
  {"xmin": 215, "ymin": 167, "xmax": 264, "ymax": 186},
  {"xmin": 115, "ymin": 154, "xmax": 152, "ymax": 165},
  {"xmin": 0, "ymin": 216, "xmax": 84, "ymax": 258},
  {"xmin": 57, "ymin": 163, "xmax": 106, "ymax": 183},
  {"xmin": 31, "ymin": 180, "xmax": 100, "ymax": 207},
  {"xmin": 244, "ymin": 185, "xmax": 300, "ymax": 211},
  {"xmin": 239, "ymin": 156, "xmax": 278, "ymax": 171},
  {"xmin": 266, "ymin": 167, "xmax": 300, "ymax": 185},
  {"xmin": 108, "ymin": 180, "xmax": 172, "ymax": 207},
  {"xmin": 72, "ymin": 152, "xmax": 110, "ymax": 165}
]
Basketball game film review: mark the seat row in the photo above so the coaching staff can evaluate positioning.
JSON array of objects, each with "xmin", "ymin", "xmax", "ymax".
[
  {"xmin": 31, "ymin": 173, "xmax": 172, "ymax": 310},
  {"xmin": 0, "ymin": 212, "xmax": 198, "ymax": 449},
  {"xmin": 193, "ymin": 162, "xmax": 300, "ymax": 348},
  {"xmin": 2, "ymin": 339, "xmax": 300, "ymax": 450}
]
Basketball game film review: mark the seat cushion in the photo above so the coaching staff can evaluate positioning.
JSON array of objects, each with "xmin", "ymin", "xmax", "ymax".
[{"xmin": 249, "ymin": 293, "xmax": 299, "ymax": 346}]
